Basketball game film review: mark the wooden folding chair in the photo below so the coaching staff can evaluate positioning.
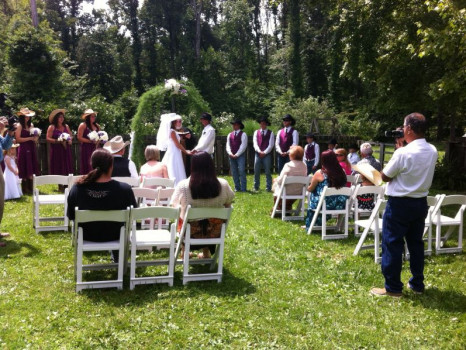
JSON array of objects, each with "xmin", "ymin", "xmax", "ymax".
[
  {"xmin": 271, "ymin": 175, "xmax": 311, "ymax": 221},
  {"xmin": 175, "ymin": 206, "xmax": 233, "ymax": 285},
  {"xmin": 129, "ymin": 206, "xmax": 180, "ymax": 289},
  {"xmin": 73, "ymin": 208, "xmax": 130, "ymax": 292},
  {"xmin": 33, "ymin": 175, "xmax": 70, "ymax": 233},
  {"xmin": 307, "ymin": 186, "xmax": 353, "ymax": 240}
]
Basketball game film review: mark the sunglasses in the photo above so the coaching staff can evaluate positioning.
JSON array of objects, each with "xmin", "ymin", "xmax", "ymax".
[{"xmin": 336, "ymin": 154, "xmax": 345, "ymax": 157}]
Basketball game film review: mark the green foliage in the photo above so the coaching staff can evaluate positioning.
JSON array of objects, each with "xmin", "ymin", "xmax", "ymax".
[
  {"xmin": 433, "ymin": 154, "xmax": 466, "ymax": 191},
  {"xmin": 131, "ymin": 80, "xmax": 209, "ymax": 167}
]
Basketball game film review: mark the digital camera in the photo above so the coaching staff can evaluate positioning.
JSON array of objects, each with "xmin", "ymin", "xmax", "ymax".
[{"xmin": 385, "ymin": 130, "xmax": 404, "ymax": 138}]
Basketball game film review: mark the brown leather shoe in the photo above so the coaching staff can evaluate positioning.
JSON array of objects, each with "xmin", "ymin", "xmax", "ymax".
[{"xmin": 370, "ymin": 287, "xmax": 402, "ymax": 298}]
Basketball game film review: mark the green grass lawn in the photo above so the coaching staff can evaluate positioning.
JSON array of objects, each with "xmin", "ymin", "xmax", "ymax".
[{"xmin": 1, "ymin": 176, "xmax": 465, "ymax": 348}]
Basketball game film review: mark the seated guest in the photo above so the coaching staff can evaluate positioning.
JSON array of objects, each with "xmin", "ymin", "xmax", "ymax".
[
  {"xmin": 305, "ymin": 150, "xmax": 348, "ymax": 229},
  {"xmin": 67, "ymin": 149, "xmax": 137, "ymax": 261},
  {"xmin": 335, "ymin": 148, "xmax": 352, "ymax": 187},
  {"xmin": 103, "ymin": 135, "xmax": 138, "ymax": 178},
  {"xmin": 139, "ymin": 145, "xmax": 168, "ymax": 183},
  {"xmin": 327, "ymin": 138, "xmax": 338, "ymax": 152},
  {"xmin": 358, "ymin": 142, "xmax": 382, "ymax": 171},
  {"xmin": 348, "ymin": 144, "xmax": 360, "ymax": 165},
  {"xmin": 172, "ymin": 152, "xmax": 235, "ymax": 259},
  {"xmin": 272, "ymin": 145, "xmax": 307, "ymax": 212},
  {"xmin": 352, "ymin": 162, "xmax": 382, "ymax": 211}
]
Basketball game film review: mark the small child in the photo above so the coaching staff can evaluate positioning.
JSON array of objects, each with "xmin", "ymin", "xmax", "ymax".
[
  {"xmin": 4, "ymin": 145, "xmax": 22, "ymax": 200},
  {"xmin": 303, "ymin": 133, "xmax": 320, "ymax": 175}
]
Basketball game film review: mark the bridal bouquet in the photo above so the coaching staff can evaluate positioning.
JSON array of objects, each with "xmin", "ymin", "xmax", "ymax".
[
  {"xmin": 88, "ymin": 130, "xmax": 99, "ymax": 142},
  {"xmin": 57, "ymin": 132, "xmax": 71, "ymax": 142},
  {"xmin": 97, "ymin": 131, "xmax": 108, "ymax": 144},
  {"xmin": 164, "ymin": 79, "xmax": 187, "ymax": 95},
  {"xmin": 30, "ymin": 128, "xmax": 42, "ymax": 137}
]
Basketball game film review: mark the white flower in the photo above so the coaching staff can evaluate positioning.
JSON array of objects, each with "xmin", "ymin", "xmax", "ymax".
[
  {"xmin": 164, "ymin": 78, "xmax": 182, "ymax": 94},
  {"xmin": 57, "ymin": 132, "xmax": 71, "ymax": 142},
  {"xmin": 30, "ymin": 128, "xmax": 41, "ymax": 137},
  {"xmin": 97, "ymin": 131, "xmax": 108, "ymax": 142},
  {"xmin": 88, "ymin": 130, "xmax": 99, "ymax": 141}
]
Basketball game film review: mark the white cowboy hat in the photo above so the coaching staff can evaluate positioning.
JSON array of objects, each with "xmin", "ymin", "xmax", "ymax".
[
  {"xmin": 103, "ymin": 135, "xmax": 130, "ymax": 154},
  {"xmin": 16, "ymin": 108, "xmax": 35, "ymax": 117},
  {"xmin": 48, "ymin": 109, "xmax": 66, "ymax": 123},
  {"xmin": 352, "ymin": 163, "xmax": 382, "ymax": 186},
  {"xmin": 81, "ymin": 109, "xmax": 97, "ymax": 119}
]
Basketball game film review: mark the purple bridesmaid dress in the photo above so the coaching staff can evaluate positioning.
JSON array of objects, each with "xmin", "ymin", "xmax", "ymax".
[
  {"xmin": 80, "ymin": 127, "xmax": 99, "ymax": 175},
  {"xmin": 49, "ymin": 128, "xmax": 73, "ymax": 175},
  {"xmin": 18, "ymin": 129, "xmax": 40, "ymax": 178}
]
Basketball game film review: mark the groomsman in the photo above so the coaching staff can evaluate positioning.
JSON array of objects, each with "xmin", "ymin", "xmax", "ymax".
[
  {"xmin": 193, "ymin": 112, "xmax": 215, "ymax": 155},
  {"xmin": 226, "ymin": 119, "xmax": 248, "ymax": 192},
  {"xmin": 275, "ymin": 114, "xmax": 299, "ymax": 173},
  {"xmin": 253, "ymin": 117, "xmax": 274, "ymax": 192},
  {"xmin": 303, "ymin": 133, "xmax": 320, "ymax": 175}
]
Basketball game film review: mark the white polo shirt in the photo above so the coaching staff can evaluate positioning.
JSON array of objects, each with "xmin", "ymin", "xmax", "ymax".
[{"xmin": 383, "ymin": 138, "xmax": 437, "ymax": 198}]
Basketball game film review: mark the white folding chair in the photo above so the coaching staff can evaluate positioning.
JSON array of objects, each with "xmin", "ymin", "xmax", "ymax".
[
  {"xmin": 132, "ymin": 187, "xmax": 159, "ymax": 207},
  {"xmin": 175, "ymin": 205, "xmax": 233, "ymax": 285},
  {"xmin": 129, "ymin": 206, "xmax": 180, "ymax": 289},
  {"xmin": 73, "ymin": 208, "xmax": 130, "ymax": 292},
  {"xmin": 68, "ymin": 175, "xmax": 82, "ymax": 190},
  {"xmin": 141, "ymin": 177, "xmax": 175, "ymax": 189},
  {"xmin": 33, "ymin": 175, "xmax": 70, "ymax": 233},
  {"xmin": 156, "ymin": 188, "xmax": 175, "ymax": 206},
  {"xmin": 307, "ymin": 186, "xmax": 353, "ymax": 240},
  {"xmin": 271, "ymin": 175, "xmax": 311, "ymax": 221},
  {"xmin": 112, "ymin": 177, "xmax": 140, "ymax": 187},
  {"xmin": 346, "ymin": 174, "xmax": 361, "ymax": 186},
  {"xmin": 351, "ymin": 184, "xmax": 385, "ymax": 236},
  {"xmin": 433, "ymin": 194, "xmax": 465, "ymax": 254},
  {"xmin": 353, "ymin": 198, "xmax": 386, "ymax": 263}
]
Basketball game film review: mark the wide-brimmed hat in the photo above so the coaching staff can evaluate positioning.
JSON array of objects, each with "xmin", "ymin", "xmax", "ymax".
[
  {"xmin": 328, "ymin": 138, "xmax": 337, "ymax": 145},
  {"xmin": 352, "ymin": 163, "xmax": 382, "ymax": 186},
  {"xmin": 306, "ymin": 132, "xmax": 315, "ymax": 139},
  {"xmin": 81, "ymin": 109, "xmax": 97, "ymax": 119},
  {"xmin": 200, "ymin": 112, "xmax": 212, "ymax": 121},
  {"xmin": 230, "ymin": 119, "xmax": 244, "ymax": 129},
  {"xmin": 16, "ymin": 108, "xmax": 35, "ymax": 117},
  {"xmin": 282, "ymin": 114, "xmax": 296, "ymax": 125},
  {"xmin": 103, "ymin": 136, "xmax": 130, "ymax": 154},
  {"xmin": 49, "ymin": 109, "xmax": 66, "ymax": 123},
  {"xmin": 258, "ymin": 116, "xmax": 271, "ymax": 126}
]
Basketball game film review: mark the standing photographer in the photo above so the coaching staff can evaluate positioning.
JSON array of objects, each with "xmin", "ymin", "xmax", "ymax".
[
  {"xmin": 0, "ymin": 116, "xmax": 16, "ymax": 247},
  {"xmin": 371, "ymin": 113, "xmax": 437, "ymax": 297}
]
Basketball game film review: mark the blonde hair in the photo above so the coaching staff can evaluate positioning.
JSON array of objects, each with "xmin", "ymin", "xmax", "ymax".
[
  {"xmin": 144, "ymin": 145, "xmax": 160, "ymax": 161},
  {"xmin": 289, "ymin": 145, "xmax": 304, "ymax": 161}
]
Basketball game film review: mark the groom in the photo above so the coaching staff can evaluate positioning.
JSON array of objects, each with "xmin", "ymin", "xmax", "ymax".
[{"xmin": 193, "ymin": 112, "xmax": 215, "ymax": 156}]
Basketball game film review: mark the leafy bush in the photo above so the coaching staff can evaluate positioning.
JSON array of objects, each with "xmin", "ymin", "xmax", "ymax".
[{"xmin": 433, "ymin": 156, "xmax": 466, "ymax": 191}]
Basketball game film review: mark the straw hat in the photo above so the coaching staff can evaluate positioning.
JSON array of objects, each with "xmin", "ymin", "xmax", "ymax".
[
  {"xmin": 48, "ymin": 109, "xmax": 66, "ymax": 123},
  {"xmin": 16, "ymin": 108, "xmax": 35, "ymax": 117},
  {"xmin": 352, "ymin": 163, "xmax": 382, "ymax": 186},
  {"xmin": 81, "ymin": 109, "xmax": 97, "ymax": 119},
  {"xmin": 103, "ymin": 136, "xmax": 130, "ymax": 154}
]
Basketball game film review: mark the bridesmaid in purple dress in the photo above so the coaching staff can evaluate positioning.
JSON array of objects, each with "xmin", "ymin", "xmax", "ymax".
[
  {"xmin": 14, "ymin": 108, "xmax": 40, "ymax": 194},
  {"xmin": 46, "ymin": 109, "xmax": 73, "ymax": 182},
  {"xmin": 77, "ymin": 109, "xmax": 100, "ymax": 175}
]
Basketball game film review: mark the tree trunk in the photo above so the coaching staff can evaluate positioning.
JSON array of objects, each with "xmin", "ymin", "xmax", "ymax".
[
  {"xmin": 30, "ymin": 0, "xmax": 38, "ymax": 27},
  {"xmin": 192, "ymin": 0, "xmax": 202, "ymax": 60}
]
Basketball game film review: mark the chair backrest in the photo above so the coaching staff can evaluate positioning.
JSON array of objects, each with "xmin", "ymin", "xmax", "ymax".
[
  {"xmin": 323, "ymin": 186, "xmax": 353, "ymax": 198},
  {"xmin": 132, "ymin": 187, "xmax": 158, "ymax": 202},
  {"xmin": 439, "ymin": 195, "xmax": 466, "ymax": 207},
  {"xmin": 68, "ymin": 175, "xmax": 83, "ymax": 189},
  {"xmin": 34, "ymin": 174, "xmax": 70, "ymax": 187},
  {"xmin": 141, "ymin": 177, "xmax": 175, "ymax": 189},
  {"xmin": 282, "ymin": 175, "xmax": 311, "ymax": 197},
  {"xmin": 352, "ymin": 184, "xmax": 385, "ymax": 201},
  {"xmin": 130, "ymin": 206, "xmax": 180, "ymax": 222},
  {"xmin": 75, "ymin": 208, "xmax": 130, "ymax": 224},
  {"xmin": 112, "ymin": 177, "xmax": 140, "ymax": 187},
  {"xmin": 157, "ymin": 188, "xmax": 175, "ymax": 206},
  {"xmin": 185, "ymin": 206, "xmax": 233, "ymax": 221}
]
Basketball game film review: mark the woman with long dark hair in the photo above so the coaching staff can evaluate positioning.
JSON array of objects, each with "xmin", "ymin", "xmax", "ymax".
[
  {"xmin": 77, "ymin": 109, "xmax": 100, "ymax": 175},
  {"xmin": 67, "ymin": 149, "xmax": 137, "ymax": 246},
  {"xmin": 15, "ymin": 108, "xmax": 40, "ymax": 194},
  {"xmin": 46, "ymin": 109, "xmax": 73, "ymax": 179},
  {"xmin": 171, "ymin": 152, "xmax": 234, "ymax": 259},
  {"xmin": 305, "ymin": 150, "xmax": 348, "ymax": 230}
]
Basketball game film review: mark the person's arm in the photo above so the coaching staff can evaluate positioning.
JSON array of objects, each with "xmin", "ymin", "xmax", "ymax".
[
  {"xmin": 169, "ymin": 129, "xmax": 189, "ymax": 154},
  {"xmin": 14, "ymin": 124, "xmax": 35, "ymax": 143},
  {"xmin": 236, "ymin": 132, "xmax": 248, "ymax": 156},
  {"xmin": 381, "ymin": 150, "xmax": 401, "ymax": 183},
  {"xmin": 128, "ymin": 160, "xmax": 139, "ymax": 178},
  {"xmin": 161, "ymin": 164, "xmax": 169, "ymax": 178},
  {"xmin": 314, "ymin": 143, "xmax": 320, "ymax": 167},
  {"xmin": 65, "ymin": 125, "xmax": 73, "ymax": 145},
  {"xmin": 275, "ymin": 132, "xmax": 282, "ymax": 154},
  {"xmin": 226, "ymin": 133, "xmax": 233, "ymax": 156},
  {"xmin": 381, "ymin": 172, "xmax": 392, "ymax": 182},
  {"xmin": 308, "ymin": 170, "xmax": 323, "ymax": 192},
  {"xmin": 77, "ymin": 123, "xmax": 92, "ymax": 144},
  {"xmin": 46, "ymin": 125, "xmax": 56, "ymax": 144},
  {"xmin": 252, "ymin": 130, "xmax": 260, "ymax": 153},
  {"xmin": 292, "ymin": 130, "xmax": 299, "ymax": 146}
]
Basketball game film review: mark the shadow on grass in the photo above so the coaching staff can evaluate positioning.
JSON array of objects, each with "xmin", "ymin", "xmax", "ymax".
[
  {"xmin": 79, "ymin": 267, "xmax": 256, "ymax": 306},
  {"xmin": 0, "ymin": 239, "xmax": 40, "ymax": 258},
  {"xmin": 410, "ymin": 287, "xmax": 466, "ymax": 313}
]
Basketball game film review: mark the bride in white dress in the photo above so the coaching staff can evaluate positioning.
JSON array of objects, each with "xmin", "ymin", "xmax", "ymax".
[{"xmin": 156, "ymin": 113, "xmax": 191, "ymax": 185}]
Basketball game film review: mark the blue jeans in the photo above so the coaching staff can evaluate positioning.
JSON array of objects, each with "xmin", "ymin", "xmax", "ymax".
[
  {"xmin": 305, "ymin": 159, "xmax": 315, "ymax": 175},
  {"xmin": 277, "ymin": 154, "xmax": 290, "ymax": 173},
  {"xmin": 253, "ymin": 152, "xmax": 272, "ymax": 191},
  {"xmin": 382, "ymin": 196, "xmax": 428, "ymax": 293},
  {"xmin": 229, "ymin": 153, "xmax": 247, "ymax": 192}
]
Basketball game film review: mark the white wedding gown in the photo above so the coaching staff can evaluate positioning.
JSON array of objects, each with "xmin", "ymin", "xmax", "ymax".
[{"xmin": 162, "ymin": 130, "xmax": 186, "ymax": 186}]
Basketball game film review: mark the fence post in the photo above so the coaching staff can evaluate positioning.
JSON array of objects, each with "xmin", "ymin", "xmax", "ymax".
[{"xmin": 379, "ymin": 143, "xmax": 385, "ymax": 165}]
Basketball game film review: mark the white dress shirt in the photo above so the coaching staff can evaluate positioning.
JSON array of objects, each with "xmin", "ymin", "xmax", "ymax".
[
  {"xmin": 253, "ymin": 129, "xmax": 275, "ymax": 154},
  {"xmin": 275, "ymin": 127, "xmax": 299, "ymax": 154},
  {"xmin": 383, "ymin": 138, "xmax": 437, "ymax": 198},
  {"xmin": 226, "ymin": 130, "xmax": 248, "ymax": 156},
  {"xmin": 194, "ymin": 124, "xmax": 215, "ymax": 154},
  {"xmin": 303, "ymin": 142, "xmax": 320, "ymax": 166}
]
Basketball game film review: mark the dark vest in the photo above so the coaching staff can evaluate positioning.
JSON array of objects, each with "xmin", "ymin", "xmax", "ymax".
[
  {"xmin": 112, "ymin": 157, "xmax": 131, "ymax": 177},
  {"xmin": 256, "ymin": 129, "xmax": 271, "ymax": 152},
  {"xmin": 229, "ymin": 131, "xmax": 244, "ymax": 154},
  {"xmin": 279, "ymin": 127, "xmax": 294, "ymax": 152},
  {"xmin": 305, "ymin": 143, "xmax": 316, "ymax": 160}
]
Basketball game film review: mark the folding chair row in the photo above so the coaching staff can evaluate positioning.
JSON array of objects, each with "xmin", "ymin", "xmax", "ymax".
[
  {"xmin": 73, "ymin": 205, "xmax": 233, "ymax": 292},
  {"xmin": 271, "ymin": 175, "xmax": 312, "ymax": 221}
]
